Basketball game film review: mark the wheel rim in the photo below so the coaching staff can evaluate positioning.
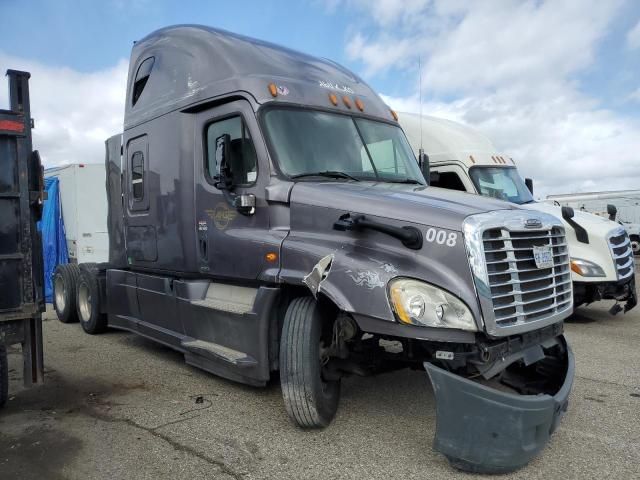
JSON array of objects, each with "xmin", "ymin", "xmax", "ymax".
[
  {"xmin": 54, "ymin": 276, "xmax": 66, "ymax": 312},
  {"xmin": 78, "ymin": 283, "xmax": 92, "ymax": 322},
  {"xmin": 631, "ymin": 240, "xmax": 640, "ymax": 255}
]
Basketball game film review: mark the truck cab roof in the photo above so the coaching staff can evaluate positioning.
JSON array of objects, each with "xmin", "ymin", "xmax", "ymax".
[
  {"xmin": 125, "ymin": 25, "xmax": 397, "ymax": 130},
  {"xmin": 398, "ymin": 111, "xmax": 516, "ymax": 168}
]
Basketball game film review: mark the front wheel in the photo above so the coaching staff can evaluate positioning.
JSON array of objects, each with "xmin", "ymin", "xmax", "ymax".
[
  {"xmin": 279, "ymin": 297, "xmax": 340, "ymax": 428},
  {"xmin": 630, "ymin": 235, "xmax": 640, "ymax": 256}
]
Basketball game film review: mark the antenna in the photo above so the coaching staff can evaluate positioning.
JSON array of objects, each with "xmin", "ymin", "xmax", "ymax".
[
  {"xmin": 417, "ymin": 57, "xmax": 429, "ymax": 183},
  {"xmin": 419, "ymin": 57, "xmax": 423, "ymax": 152}
]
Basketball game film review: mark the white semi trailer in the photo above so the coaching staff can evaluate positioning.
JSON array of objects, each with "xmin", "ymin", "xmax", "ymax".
[
  {"xmin": 45, "ymin": 164, "xmax": 109, "ymax": 263},
  {"xmin": 399, "ymin": 112, "xmax": 636, "ymax": 314}
]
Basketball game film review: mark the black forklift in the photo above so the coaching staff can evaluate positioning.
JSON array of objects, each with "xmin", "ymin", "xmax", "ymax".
[{"xmin": 0, "ymin": 70, "xmax": 45, "ymax": 408}]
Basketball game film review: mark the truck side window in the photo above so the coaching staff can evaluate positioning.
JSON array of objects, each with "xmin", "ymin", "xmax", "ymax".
[
  {"xmin": 132, "ymin": 57, "xmax": 155, "ymax": 106},
  {"xmin": 131, "ymin": 151, "xmax": 144, "ymax": 200},
  {"xmin": 206, "ymin": 116, "xmax": 257, "ymax": 185},
  {"xmin": 431, "ymin": 171, "xmax": 466, "ymax": 192}
]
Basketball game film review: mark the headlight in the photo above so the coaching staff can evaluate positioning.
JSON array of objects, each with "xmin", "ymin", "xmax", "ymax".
[
  {"xmin": 388, "ymin": 278, "xmax": 477, "ymax": 331},
  {"xmin": 570, "ymin": 258, "xmax": 606, "ymax": 277}
]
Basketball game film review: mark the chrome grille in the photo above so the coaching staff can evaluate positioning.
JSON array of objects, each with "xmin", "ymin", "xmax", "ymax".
[
  {"xmin": 608, "ymin": 230, "xmax": 634, "ymax": 281},
  {"xmin": 482, "ymin": 226, "xmax": 572, "ymax": 328}
]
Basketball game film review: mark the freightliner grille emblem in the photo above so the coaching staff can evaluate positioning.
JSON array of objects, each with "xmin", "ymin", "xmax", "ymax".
[{"xmin": 524, "ymin": 218, "xmax": 542, "ymax": 229}]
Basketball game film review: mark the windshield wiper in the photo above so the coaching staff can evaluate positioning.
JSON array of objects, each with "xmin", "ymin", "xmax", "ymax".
[
  {"xmin": 387, "ymin": 178, "xmax": 423, "ymax": 184},
  {"xmin": 291, "ymin": 171, "xmax": 360, "ymax": 182}
]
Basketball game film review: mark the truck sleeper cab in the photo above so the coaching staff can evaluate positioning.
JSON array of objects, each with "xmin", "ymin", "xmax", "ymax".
[
  {"xmin": 399, "ymin": 112, "xmax": 636, "ymax": 314},
  {"xmin": 53, "ymin": 26, "xmax": 574, "ymax": 473}
]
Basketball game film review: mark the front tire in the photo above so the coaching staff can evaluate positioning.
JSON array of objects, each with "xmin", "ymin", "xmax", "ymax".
[
  {"xmin": 76, "ymin": 267, "xmax": 108, "ymax": 335},
  {"xmin": 280, "ymin": 297, "xmax": 340, "ymax": 428},
  {"xmin": 53, "ymin": 264, "xmax": 81, "ymax": 323}
]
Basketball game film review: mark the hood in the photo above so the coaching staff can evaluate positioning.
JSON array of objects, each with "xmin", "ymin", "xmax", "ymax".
[
  {"xmin": 290, "ymin": 182, "xmax": 518, "ymax": 231},
  {"xmin": 521, "ymin": 202, "xmax": 619, "ymax": 237}
]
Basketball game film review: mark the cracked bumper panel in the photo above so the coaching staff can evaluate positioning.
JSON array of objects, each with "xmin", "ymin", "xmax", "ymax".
[{"xmin": 425, "ymin": 336, "xmax": 574, "ymax": 474}]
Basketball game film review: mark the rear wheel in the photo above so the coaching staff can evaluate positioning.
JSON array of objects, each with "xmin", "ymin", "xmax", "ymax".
[
  {"xmin": 630, "ymin": 235, "xmax": 640, "ymax": 256},
  {"xmin": 53, "ymin": 264, "xmax": 81, "ymax": 323},
  {"xmin": 76, "ymin": 267, "xmax": 108, "ymax": 335},
  {"xmin": 0, "ymin": 346, "xmax": 8, "ymax": 408},
  {"xmin": 280, "ymin": 297, "xmax": 340, "ymax": 428}
]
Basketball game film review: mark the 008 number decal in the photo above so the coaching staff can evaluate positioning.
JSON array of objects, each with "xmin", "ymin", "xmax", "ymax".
[{"xmin": 425, "ymin": 228, "xmax": 457, "ymax": 247}]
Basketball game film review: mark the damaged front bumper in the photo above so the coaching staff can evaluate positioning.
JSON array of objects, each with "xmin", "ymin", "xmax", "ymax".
[
  {"xmin": 425, "ymin": 335, "xmax": 574, "ymax": 474},
  {"xmin": 574, "ymin": 276, "xmax": 637, "ymax": 313}
]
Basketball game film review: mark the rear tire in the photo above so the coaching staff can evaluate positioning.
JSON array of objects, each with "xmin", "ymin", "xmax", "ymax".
[
  {"xmin": 630, "ymin": 235, "xmax": 640, "ymax": 256},
  {"xmin": 53, "ymin": 264, "xmax": 81, "ymax": 323},
  {"xmin": 0, "ymin": 346, "xmax": 8, "ymax": 408},
  {"xmin": 280, "ymin": 297, "xmax": 340, "ymax": 428},
  {"xmin": 76, "ymin": 267, "xmax": 108, "ymax": 335}
]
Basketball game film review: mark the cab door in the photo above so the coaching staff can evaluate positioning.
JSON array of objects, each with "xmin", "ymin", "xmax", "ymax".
[{"xmin": 194, "ymin": 100, "xmax": 270, "ymax": 280}]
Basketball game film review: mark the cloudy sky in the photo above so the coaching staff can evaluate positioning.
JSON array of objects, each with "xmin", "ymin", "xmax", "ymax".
[{"xmin": 1, "ymin": 0, "xmax": 639, "ymax": 197}]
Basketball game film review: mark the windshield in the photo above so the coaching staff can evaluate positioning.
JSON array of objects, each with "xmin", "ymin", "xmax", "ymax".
[
  {"xmin": 262, "ymin": 108, "xmax": 424, "ymax": 183},
  {"xmin": 469, "ymin": 166, "xmax": 534, "ymax": 204}
]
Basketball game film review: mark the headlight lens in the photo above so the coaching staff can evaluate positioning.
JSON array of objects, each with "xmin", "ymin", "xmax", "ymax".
[
  {"xmin": 570, "ymin": 258, "xmax": 606, "ymax": 277},
  {"xmin": 389, "ymin": 278, "xmax": 477, "ymax": 331}
]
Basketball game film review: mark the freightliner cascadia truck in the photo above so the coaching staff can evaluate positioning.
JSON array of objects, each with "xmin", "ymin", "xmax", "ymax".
[
  {"xmin": 400, "ymin": 112, "xmax": 636, "ymax": 315},
  {"xmin": 53, "ymin": 25, "xmax": 575, "ymax": 473}
]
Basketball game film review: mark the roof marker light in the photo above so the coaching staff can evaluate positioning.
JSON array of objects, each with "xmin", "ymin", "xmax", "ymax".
[
  {"xmin": 469, "ymin": 155, "xmax": 475, "ymax": 164},
  {"xmin": 510, "ymin": 157, "xmax": 515, "ymax": 165},
  {"xmin": 355, "ymin": 98, "xmax": 364, "ymax": 111},
  {"xmin": 390, "ymin": 109, "xmax": 398, "ymax": 121},
  {"xmin": 268, "ymin": 83, "xmax": 278, "ymax": 97},
  {"xmin": 343, "ymin": 96, "xmax": 352, "ymax": 109},
  {"xmin": 329, "ymin": 93, "xmax": 338, "ymax": 106}
]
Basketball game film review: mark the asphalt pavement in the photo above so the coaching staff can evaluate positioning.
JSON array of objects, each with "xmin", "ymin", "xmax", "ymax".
[{"xmin": 1, "ymin": 276, "xmax": 639, "ymax": 479}]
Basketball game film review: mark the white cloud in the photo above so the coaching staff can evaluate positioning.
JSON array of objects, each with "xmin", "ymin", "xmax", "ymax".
[
  {"xmin": 0, "ymin": 52, "xmax": 127, "ymax": 168},
  {"xmin": 335, "ymin": 0, "xmax": 640, "ymax": 197},
  {"xmin": 627, "ymin": 19, "xmax": 640, "ymax": 49}
]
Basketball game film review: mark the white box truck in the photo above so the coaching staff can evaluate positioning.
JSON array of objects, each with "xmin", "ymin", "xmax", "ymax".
[
  {"xmin": 45, "ymin": 164, "xmax": 109, "ymax": 263},
  {"xmin": 399, "ymin": 112, "xmax": 636, "ymax": 314}
]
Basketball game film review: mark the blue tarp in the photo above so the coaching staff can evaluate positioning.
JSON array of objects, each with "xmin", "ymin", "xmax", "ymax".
[{"xmin": 39, "ymin": 177, "xmax": 68, "ymax": 302}]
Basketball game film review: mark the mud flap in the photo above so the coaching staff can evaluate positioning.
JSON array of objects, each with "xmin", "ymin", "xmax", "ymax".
[{"xmin": 425, "ymin": 336, "xmax": 574, "ymax": 474}]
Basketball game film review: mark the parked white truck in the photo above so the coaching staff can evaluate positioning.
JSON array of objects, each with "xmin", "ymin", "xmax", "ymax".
[
  {"xmin": 45, "ymin": 164, "xmax": 109, "ymax": 263},
  {"xmin": 546, "ymin": 190, "xmax": 640, "ymax": 255},
  {"xmin": 399, "ymin": 112, "xmax": 636, "ymax": 314}
]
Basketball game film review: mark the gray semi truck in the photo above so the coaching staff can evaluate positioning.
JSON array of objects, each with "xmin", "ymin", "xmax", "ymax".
[{"xmin": 53, "ymin": 25, "xmax": 574, "ymax": 473}]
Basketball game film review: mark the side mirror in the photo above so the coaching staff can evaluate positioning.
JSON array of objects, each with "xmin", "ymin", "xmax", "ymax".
[
  {"xmin": 214, "ymin": 133, "xmax": 233, "ymax": 190},
  {"xmin": 607, "ymin": 204, "xmax": 617, "ymax": 221},
  {"xmin": 234, "ymin": 193, "xmax": 256, "ymax": 216},
  {"xmin": 418, "ymin": 149, "xmax": 430, "ymax": 184},
  {"xmin": 525, "ymin": 178, "xmax": 533, "ymax": 195},
  {"xmin": 561, "ymin": 206, "xmax": 574, "ymax": 220}
]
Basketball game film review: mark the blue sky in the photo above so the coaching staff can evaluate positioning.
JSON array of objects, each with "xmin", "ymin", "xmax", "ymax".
[{"xmin": 1, "ymin": 0, "xmax": 639, "ymax": 195}]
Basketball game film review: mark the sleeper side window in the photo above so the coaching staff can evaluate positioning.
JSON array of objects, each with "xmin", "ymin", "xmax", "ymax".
[
  {"xmin": 431, "ymin": 171, "xmax": 467, "ymax": 192},
  {"xmin": 206, "ymin": 116, "xmax": 257, "ymax": 185},
  {"xmin": 132, "ymin": 57, "xmax": 155, "ymax": 106},
  {"xmin": 131, "ymin": 151, "xmax": 144, "ymax": 200}
]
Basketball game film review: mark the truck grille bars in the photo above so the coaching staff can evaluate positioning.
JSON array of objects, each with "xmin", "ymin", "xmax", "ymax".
[
  {"xmin": 608, "ymin": 230, "xmax": 635, "ymax": 281},
  {"xmin": 482, "ymin": 227, "xmax": 573, "ymax": 329}
]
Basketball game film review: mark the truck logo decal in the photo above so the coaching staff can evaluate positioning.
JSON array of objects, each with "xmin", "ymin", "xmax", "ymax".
[
  {"xmin": 318, "ymin": 80, "xmax": 355, "ymax": 94},
  {"xmin": 206, "ymin": 203, "xmax": 237, "ymax": 230},
  {"xmin": 346, "ymin": 270, "xmax": 385, "ymax": 289}
]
